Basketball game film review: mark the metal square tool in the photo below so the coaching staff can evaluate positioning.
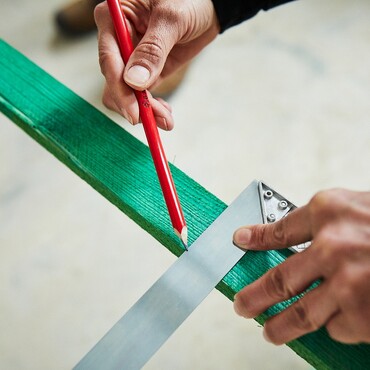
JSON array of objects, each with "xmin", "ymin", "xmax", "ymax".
[{"xmin": 74, "ymin": 181, "xmax": 310, "ymax": 369}]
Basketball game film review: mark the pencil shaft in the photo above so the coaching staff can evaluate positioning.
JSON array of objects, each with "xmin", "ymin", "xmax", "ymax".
[{"xmin": 107, "ymin": 0, "xmax": 187, "ymax": 242}]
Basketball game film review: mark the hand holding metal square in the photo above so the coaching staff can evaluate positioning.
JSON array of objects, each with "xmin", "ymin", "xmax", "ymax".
[{"xmin": 74, "ymin": 181, "xmax": 308, "ymax": 369}]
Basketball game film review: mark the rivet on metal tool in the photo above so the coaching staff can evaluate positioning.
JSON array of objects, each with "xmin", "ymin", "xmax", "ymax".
[
  {"xmin": 278, "ymin": 200, "xmax": 288, "ymax": 210},
  {"xmin": 264, "ymin": 190, "xmax": 273, "ymax": 199},
  {"xmin": 267, "ymin": 213, "xmax": 276, "ymax": 222}
]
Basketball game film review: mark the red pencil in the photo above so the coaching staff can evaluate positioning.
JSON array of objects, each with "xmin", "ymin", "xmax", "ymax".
[{"xmin": 107, "ymin": 0, "xmax": 188, "ymax": 249}]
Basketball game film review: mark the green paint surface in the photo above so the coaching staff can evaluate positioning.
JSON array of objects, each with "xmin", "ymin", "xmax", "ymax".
[{"xmin": 1, "ymin": 39, "xmax": 369, "ymax": 369}]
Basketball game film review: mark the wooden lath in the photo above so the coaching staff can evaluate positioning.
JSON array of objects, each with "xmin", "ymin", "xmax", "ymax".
[{"xmin": 1, "ymin": 39, "xmax": 369, "ymax": 370}]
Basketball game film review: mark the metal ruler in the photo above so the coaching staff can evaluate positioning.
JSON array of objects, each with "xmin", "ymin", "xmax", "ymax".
[{"xmin": 74, "ymin": 181, "xmax": 309, "ymax": 369}]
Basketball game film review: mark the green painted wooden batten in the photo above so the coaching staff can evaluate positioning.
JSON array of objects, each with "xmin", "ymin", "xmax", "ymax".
[{"xmin": 1, "ymin": 39, "xmax": 369, "ymax": 370}]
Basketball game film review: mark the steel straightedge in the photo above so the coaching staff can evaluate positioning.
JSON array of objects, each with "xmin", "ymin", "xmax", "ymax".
[{"xmin": 74, "ymin": 181, "xmax": 262, "ymax": 370}]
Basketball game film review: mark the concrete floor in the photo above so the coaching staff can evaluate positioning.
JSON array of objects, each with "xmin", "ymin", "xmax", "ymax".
[{"xmin": 1, "ymin": 0, "xmax": 369, "ymax": 369}]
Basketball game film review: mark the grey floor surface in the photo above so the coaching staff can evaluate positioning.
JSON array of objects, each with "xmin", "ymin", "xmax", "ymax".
[{"xmin": 1, "ymin": 0, "xmax": 369, "ymax": 369}]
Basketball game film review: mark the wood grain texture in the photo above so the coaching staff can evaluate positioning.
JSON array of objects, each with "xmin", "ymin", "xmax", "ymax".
[{"xmin": 1, "ymin": 39, "xmax": 369, "ymax": 369}]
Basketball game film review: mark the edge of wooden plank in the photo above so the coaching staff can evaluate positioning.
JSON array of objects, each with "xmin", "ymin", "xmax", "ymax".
[{"xmin": 1, "ymin": 39, "xmax": 369, "ymax": 370}]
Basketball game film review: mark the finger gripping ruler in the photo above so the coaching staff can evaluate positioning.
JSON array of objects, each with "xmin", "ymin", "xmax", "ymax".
[{"xmin": 74, "ymin": 181, "xmax": 310, "ymax": 369}]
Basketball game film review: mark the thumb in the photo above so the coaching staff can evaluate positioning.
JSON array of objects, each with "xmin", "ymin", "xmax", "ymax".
[{"xmin": 124, "ymin": 14, "xmax": 181, "ymax": 90}]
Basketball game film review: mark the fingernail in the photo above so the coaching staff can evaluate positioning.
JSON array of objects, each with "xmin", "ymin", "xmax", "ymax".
[
  {"xmin": 162, "ymin": 118, "xmax": 168, "ymax": 131},
  {"xmin": 126, "ymin": 65, "xmax": 150, "ymax": 87},
  {"xmin": 233, "ymin": 294, "xmax": 253, "ymax": 318},
  {"xmin": 233, "ymin": 294, "xmax": 244, "ymax": 317},
  {"xmin": 121, "ymin": 108, "xmax": 134, "ymax": 125},
  {"xmin": 263, "ymin": 329, "xmax": 273, "ymax": 344},
  {"xmin": 234, "ymin": 228, "xmax": 252, "ymax": 246}
]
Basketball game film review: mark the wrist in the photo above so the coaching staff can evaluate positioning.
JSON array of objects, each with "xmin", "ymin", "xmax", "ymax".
[{"xmin": 210, "ymin": 0, "xmax": 296, "ymax": 33}]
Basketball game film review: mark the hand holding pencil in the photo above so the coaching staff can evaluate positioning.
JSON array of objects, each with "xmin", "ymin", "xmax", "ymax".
[
  {"xmin": 104, "ymin": 0, "xmax": 193, "ymax": 248},
  {"xmin": 94, "ymin": 0, "xmax": 219, "ymax": 127}
]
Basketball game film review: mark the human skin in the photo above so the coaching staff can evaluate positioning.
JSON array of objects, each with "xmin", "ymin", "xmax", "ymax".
[
  {"xmin": 95, "ymin": 1, "xmax": 370, "ymax": 346},
  {"xmin": 94, "ymin": 0, "xmax": 220, "ymax": 129},
  {"xmin": 233, "ymin": 189, "xmax": 370, "ymax": 345}
]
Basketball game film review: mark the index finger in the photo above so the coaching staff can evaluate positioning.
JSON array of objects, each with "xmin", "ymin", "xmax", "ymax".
[
  {"xmin": 234, "ymin": 244, "xmax": 322, "ymax": 319},
  {"xmin": 233, "ymin": 205, "xmax": 312, "ymax": 251}
]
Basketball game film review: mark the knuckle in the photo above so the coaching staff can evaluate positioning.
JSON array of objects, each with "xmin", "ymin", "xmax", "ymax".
[
  {"xmin": 317, "ymin": 229, "xmax": 342, "ymax": 251},
  {"xmin": 335, "ymin": 267, "xmax": 362, "ymax": 305},
  {"xmin": 315, "ymin": 239, "xmax": 335, "ymax": 268},
  {"xmin": 309, "ymin": 190, "xmax": 332, "ymax": 217},
  {"xmin": 325, "ymin": 318, "xmax": 360, "ymax": 344},
  {"xmin": 252, "ymin": 219, "xmax": 289, "ymax": 248},
  {"xmin": 155, "ymin": 4, "xmax": 183, "ymax": 25},
  {"xmin": 98, "ymin": 48, "xmax": 122, "ymax": 84},
  {"xmin": 337, "ymin": 286, "xmax": 355, "ymax": 308},
  {"xmin": 309, "ymin": 188, "xmax": 348, "ymax": 218},
  {"xmin": 263, "ymin": 268, "xmax": 296, "ymax": 300},
  {"xmin": 136, "ymin": 38, "xmax": 165, "ymax": 66},
  {"xmin": 271, "ymin": 219, "xmax": 289, "ymax": 247},
  {"xmin": 317, "ymin": 228, "xmax": 357, "ymax": 261},
  {"xmin": 102, "ymin": 91, "xmax": 113, "ymax": 109},
  {"xmin": 98, "ymin": 51, "xmax": 112, "ymax": 78},
  {"xmin": 251, "ymin": 222, "xmax": 288, "ymax": 248},
  {"xmin": 94, "ymin": 2, "xmax": 107, "ymax": 24},
  {"xmin": 291, "ymin": 300, "xmax": 320, "ymax": 332},
  {"xmin": 251, "ymin": 225, "xmax": 268, "ymax": 246}
]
